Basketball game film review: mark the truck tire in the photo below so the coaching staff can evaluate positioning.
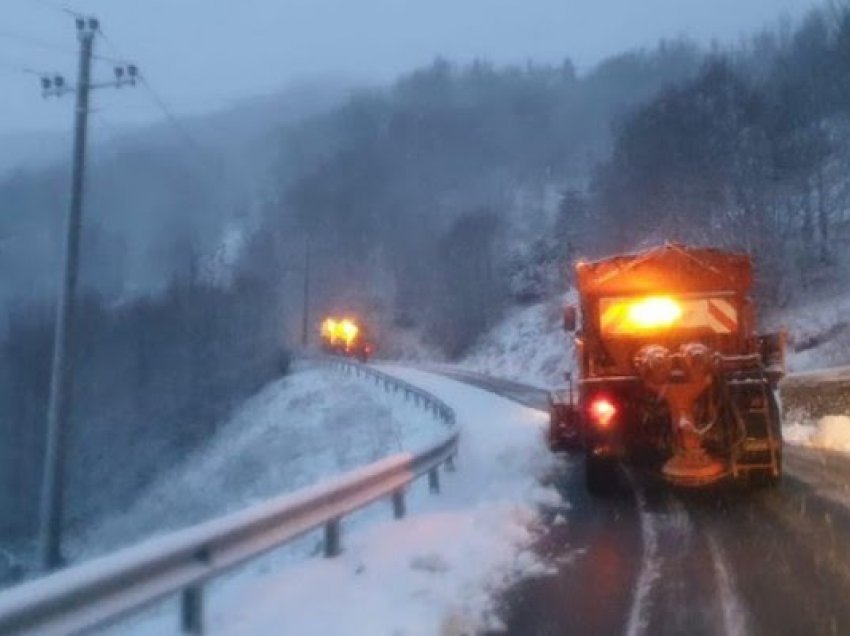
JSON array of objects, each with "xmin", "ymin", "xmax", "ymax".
[{"xmin": 585, "ymin": 453, "xmax": 617, "ymax": 495}]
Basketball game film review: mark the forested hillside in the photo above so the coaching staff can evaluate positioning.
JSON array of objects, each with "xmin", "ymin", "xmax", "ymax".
[
  {"xmin": 588, "ymin": 9, "xmax": 850, "ymax": 304},
  {"xmin": 255, "ymin": 43, "xmax": 702, "ymax": 354}
]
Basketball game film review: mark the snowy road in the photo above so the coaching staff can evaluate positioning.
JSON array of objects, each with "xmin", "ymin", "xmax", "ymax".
[{"xmin": 418, "ymin": 367, "xmax": 850, "ymax": 636}]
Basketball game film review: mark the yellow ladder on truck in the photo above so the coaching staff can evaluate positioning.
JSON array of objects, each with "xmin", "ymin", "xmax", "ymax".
[{"xmin": 728, "ymin": 376, "xmax": 781, "ymax": 479}]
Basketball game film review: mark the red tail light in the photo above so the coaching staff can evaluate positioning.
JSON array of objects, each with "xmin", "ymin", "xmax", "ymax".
[{"xmin": 589, "ymin": 397, "xmax": 617, "ymax": 428}]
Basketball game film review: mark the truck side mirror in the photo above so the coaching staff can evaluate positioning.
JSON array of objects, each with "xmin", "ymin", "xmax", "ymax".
[{"xmin": 563, "ymin": 305, "xmax": 577, "ymax": 332}]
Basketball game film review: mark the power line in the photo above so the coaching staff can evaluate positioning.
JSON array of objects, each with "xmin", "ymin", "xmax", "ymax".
[
  {"xmin": 0, "ymin": 28, "xmax": 132, "ymax": 66},
  {"xmin": 0, "ymin": 58, "xmax": 36, "ymax": 75},
  {"xmin": 0, "ymin": 29, "xmax": 76, "ymax": 56},
  {"xmin": 12, "ymin": 0, "xmax": 85, "ymax": 22},
  {"xmin": 139, "ymin": 76, "xmax": 207, "ymax": 153},
  {"xmin": 8, "ymin": 18, "xmax": 211, "ymax": 158},
  {"xmin": 96, "ymin": 25, "xmax": 208, "ymax": 155},
  {"xmin": 0, "ymin": 56, "xmax": 65, "ymax": 89},
  {"xmin": 5, "ymin": 17, "xmax": 213, "ymax": 163},
  {"xmin": 28, "ymin": 0, "xmax": 75, "ymax": 15}
]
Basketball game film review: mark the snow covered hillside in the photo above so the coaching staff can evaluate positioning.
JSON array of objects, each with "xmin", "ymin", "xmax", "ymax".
[
  {"xmin": 73, "ymin": 365, "xmax": 444, "ymax": 562},
  {"xmin": 460, "ymin": 294, "xmax": 576, "ymax": 389},
  {"xmin": 770, "ymin": 293, "xmax": 850, "ymax": 373}
]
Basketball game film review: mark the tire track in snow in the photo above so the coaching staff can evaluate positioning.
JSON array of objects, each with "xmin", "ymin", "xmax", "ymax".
[
  {"xmin": 706, "ymin": 532, "xmax": 750, "ymax": 636},
  {"xmin": 625, "ymin": 473, "xmax": 661, "ymax": 636},
  {"xmin": 628, "ymin": 474, "xmax": 745, "ymax": 636}
]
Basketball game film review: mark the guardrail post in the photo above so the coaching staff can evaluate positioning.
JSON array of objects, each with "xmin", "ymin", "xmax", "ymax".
[
  {"xmin": 392, "ymin": 490, "xmax": 406, "ymax": 519},
  {"xmin": 181, "ymin": 586, "xmax": 204, "ymax": 635},
  {"xmin": 428, "ymin": 467, "xmax": 440, "ymax": 494},
  {"xmin": 324, "ymin": 518, "xmax": 341, "ymax": 557}
]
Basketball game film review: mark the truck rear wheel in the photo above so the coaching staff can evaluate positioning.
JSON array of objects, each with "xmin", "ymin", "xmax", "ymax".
[{"xmin": 585, "ymin": 453, "xmax": 617, "ymax": 495}]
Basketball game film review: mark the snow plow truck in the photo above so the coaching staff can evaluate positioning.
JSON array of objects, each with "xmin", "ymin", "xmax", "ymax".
[
  {"xmin": 320, "ymin": 316, "xmax": 375, "ymax": 362},
  {"xmin": 549, "ymin": 243, "xmax": 785, "ymax": 493}
]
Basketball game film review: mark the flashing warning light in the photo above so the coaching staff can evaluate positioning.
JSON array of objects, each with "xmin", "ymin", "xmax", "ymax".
[
  {"xmin": 589, "ymin": 397, "xmax": 617, "ymax": 428},
  {"xmin": 321, "ymin": 318, "xmax": 336, "ymax": 333},
  {"xmin": 627, "ymin": 297, "xmax": 682, "ymax": 329},
  {"xmin": 320, "ymin": 316, "xmax": 360, "ymax": 348},
  {"xmin": 338, "ymin": 319, "xmax": 359, "ymax": 347},
  {"xmin": 601, "ymin": 296, "xmax": 683, "ymax": 334}
]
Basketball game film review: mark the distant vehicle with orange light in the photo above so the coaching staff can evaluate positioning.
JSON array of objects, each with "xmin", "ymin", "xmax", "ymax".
[
  {"xmin": 549, "ymin": 243, "xmax": 785, "ymax": 493},
  {"xmin": 320, "ymin": 316, "xmax": 375, "ymax": 362}
]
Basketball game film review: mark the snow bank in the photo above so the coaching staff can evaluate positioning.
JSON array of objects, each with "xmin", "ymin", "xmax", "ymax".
[
  {"xmin": 74, "ymin": 367, "xmax": 443, "ymax": 561},
  {"xmin": 460, "ymin": 294, "xmax": 576, "ymax": 389},
  {"xmin": 811, "ymin": 416, "xmax": 850, "ymax": 450},
  {"xmin": 783, "ymin": 415, "xmax": 850, "ymax": 452}
]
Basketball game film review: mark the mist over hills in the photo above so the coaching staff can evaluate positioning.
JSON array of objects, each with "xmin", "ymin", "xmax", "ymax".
[{"xmin": 0, "ymin": 78, "xmax": 352, "ymax": 314}]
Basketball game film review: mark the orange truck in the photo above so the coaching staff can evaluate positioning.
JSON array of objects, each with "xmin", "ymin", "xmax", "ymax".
[
  {"xmin": 549, "ymin": 243, "xmax": 785, "ymax": 493},
  {"xmin": 320, "ymin": 316, "xmax": 375, "ymax": 362}
]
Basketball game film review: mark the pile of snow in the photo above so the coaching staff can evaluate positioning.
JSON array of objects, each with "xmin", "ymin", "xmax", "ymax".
[
  {"xmin": 460, "ymin": 293, "xmax": 576, "ymax": 389},
  {"xmin": 74, "ymin": 366, "xmax": 444, "ymax": 561},
  {"xmin": 110, "ymin": 368, "xmax": 561, "ymax": 635},
  {"xmin": 783, "ymin": 415, "xmax": 850, "ymax": 452}
]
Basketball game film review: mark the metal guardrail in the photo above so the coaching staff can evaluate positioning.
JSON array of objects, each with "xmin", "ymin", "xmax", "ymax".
[
  {"xmin": 327, "ymin": 358, "xmax": 457, "ymax": 425},
  {"xmin": 0, "ymin": 359, "xmax": 457, "ymax": 636}
]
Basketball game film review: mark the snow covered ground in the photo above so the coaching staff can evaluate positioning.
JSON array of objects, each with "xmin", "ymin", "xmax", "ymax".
[
  {"xmin": 98, "ymin": 367, "xmax": 560, "ymax": 635},
  {"xmin": 459, "ymin": 293, "xmax": 576, "ymax": 389},
  {"xmin": 783, "ymin": 415, "xmax": 850, "ymax": 452},
  {"xmin": 73, "ymin": 365, "xmax": 444, "ymax": 562}
]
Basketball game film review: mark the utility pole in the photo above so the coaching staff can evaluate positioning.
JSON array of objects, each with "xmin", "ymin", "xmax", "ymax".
[
  {"xmin": 38, "ymin": 16, "xmax": 138, "ymax": 571},
  {"xmin": 300, "ymin": 234, "xmax": 312, "ymax": 348}
]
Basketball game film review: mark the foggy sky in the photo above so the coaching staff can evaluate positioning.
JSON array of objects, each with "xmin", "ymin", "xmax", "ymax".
[{"xmin": 0, "ymin": 0, "xmax": 825, "ymax": 137}]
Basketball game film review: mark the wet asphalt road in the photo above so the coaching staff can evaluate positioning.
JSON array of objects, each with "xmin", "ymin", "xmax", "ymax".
[{"xmin": 426, "ymin": 367, "xmax": 850, "ymax": 636}]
